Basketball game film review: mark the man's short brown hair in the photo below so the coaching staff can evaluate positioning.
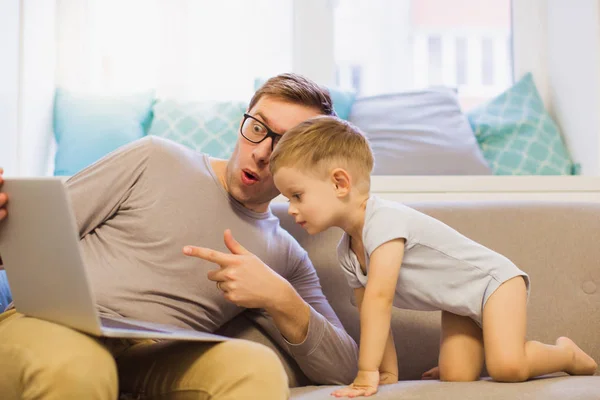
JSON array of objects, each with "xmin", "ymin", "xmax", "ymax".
[
  {"xmin": 270, "ymin": 116, "xmax": 374, "ymax": 193},
  {"xmin": 249, "ymin": 73, "xmax": 336, "ymax": 116}
]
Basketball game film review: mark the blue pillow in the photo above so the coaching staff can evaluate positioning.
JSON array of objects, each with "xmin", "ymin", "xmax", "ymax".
[
  {"xmin": 467, "ymin": 73, "xmax": 575, "ymax": 175},
  {"xmin": 148, "ymin": 99, "xmax": 247, "ymax": 159},
  {"xmin": 254, "ymin": 78, "xmax": 356, "ymax": 121},
  {"xmin": 53, "ymin": 89, "xmax": 155, "ymax": 176}
]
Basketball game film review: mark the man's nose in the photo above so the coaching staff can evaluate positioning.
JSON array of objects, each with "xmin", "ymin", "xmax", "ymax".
[{"xmin": 252, "ymin": 138, "xmax": 274, "ymax": 165}]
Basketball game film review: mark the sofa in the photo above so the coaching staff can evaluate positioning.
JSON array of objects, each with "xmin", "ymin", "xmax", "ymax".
[{"xmin": 217, "ymin": 200, "xmax": 600, "ymax": 399}]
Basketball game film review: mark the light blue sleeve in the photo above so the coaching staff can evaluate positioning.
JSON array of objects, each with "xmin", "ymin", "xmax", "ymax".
[
  {"xmin": 363, "ymin": 206, "xmax": 410, "ymax": 257},
  {"xmin": 0, "ymin": 270, "xmax": 12, "ymax": 312},
  {"xmin": 336, "ymin": 235, "xmax": 363, "ymax": 289}
]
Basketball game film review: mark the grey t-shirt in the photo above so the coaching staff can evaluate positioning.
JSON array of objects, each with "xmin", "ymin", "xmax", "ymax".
[
  {"xmin": 67, "ymin": 136, "xmax": 357, "ymax": 384},
  {"xmin": 337, "ymin": 196, "xmax": 529, "ymax": 325}
]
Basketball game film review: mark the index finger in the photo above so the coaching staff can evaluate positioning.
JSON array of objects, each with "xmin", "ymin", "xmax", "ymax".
[{"xmin": 183, "ymin": 245, "xmax": 235, "ymax": 265}]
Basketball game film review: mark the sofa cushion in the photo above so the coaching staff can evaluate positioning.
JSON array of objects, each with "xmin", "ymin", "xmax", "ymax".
[
  {"xmin": 53, "ymin": 89, "xmax": 155, "ymax": 176},
  {"xmin": 148, "ymin": 99, "xmax": 246, "ymax": 159},
  {"xmin": 290, "ymin": 375, "xmax": 600, "ymax": 399},
  {"xmin": 348, "ymin": 89, "xmax": 491, "ymax": 175},
  {"xmin": 266, "ymin": 201, "xmax": 600, "ymax": 397},
  {"xmin": 467, "ymin": 73, "xmax": 576, "ymax": 175}
]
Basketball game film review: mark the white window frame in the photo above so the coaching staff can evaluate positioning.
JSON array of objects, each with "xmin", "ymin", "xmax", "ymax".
[{"xmin": 3, "ymin": 0, "xmax": 600, "ymax": 176}]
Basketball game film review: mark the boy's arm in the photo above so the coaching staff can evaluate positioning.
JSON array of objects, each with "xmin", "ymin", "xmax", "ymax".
[
  {"xmin": 354, "ymin": 287, "xmax": 397, "ymax": 383},
  {"xmin": 333, "ymin": 239, "xmax": 405, "ymax": 397},
  {"xmin": 379, "ymin": 330, "xmax": 399, "ymax": 384},
  {"xmin": 358, "ymin": 238, "xmax": 405, "ymax": 373}
]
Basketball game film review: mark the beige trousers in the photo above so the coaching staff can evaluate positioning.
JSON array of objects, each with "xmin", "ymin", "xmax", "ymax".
[{"xmin": 0, "ymin": 310, "xmax": 290, "ymax": 400}]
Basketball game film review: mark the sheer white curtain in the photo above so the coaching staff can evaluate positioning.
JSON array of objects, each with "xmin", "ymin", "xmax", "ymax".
[{"xmin": 57, "ymin": 0, "xmax": 293, "ymax": 100}]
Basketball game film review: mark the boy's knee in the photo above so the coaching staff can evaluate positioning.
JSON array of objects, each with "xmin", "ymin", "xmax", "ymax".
[
  {"xmin": 439, "ymin": 366, "xmax": 479, "ymax": 382},
  {"xmin": 487, "ymin": 358, "xmax": 529, "ymax": 382}
]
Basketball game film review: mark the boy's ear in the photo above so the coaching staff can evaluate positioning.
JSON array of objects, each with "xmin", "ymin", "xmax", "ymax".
[{"xmin": 331, "ymin": 168, "xmax": 351, "ymax": 197}]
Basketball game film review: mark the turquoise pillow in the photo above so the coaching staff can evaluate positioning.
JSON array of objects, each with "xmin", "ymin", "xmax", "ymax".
[
  {"xmin": 467, "ymin": 73, "xmax": 575, "ymax": 175},
  {"xmin": 254, "ymin": 78, "xmax": 356, "ymax": 121},
  {"xmin": 53, "ymin": 89, "xmax": 155, "ymax": 176},
  {"xmin": 148, "ymin": 100, "xmax": 247, "ymax": 158}
]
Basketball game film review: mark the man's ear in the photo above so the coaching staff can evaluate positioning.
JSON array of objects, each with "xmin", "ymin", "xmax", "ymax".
[{"xmin": 331, "ymin": 168, "xmax": 351, "ymax": 197}]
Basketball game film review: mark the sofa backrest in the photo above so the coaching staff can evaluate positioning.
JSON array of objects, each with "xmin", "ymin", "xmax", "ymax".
[
  {"xmin": 220, "ymin": 201, "xmax": 600, "ymax": 385},
  {"xmin": 280, "ymin": 201, "xmax": 600, "ymax": 379}
]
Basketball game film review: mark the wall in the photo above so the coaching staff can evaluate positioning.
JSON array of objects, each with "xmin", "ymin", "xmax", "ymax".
[
  {"xmin": 0, "ymin": 0, "xmax": 55, "ymax": 177},
  {"xmin": 546, "ymin": 0, "xmax": 600, "ymax": 175},
  {"xmin": 0, "ymin": 0, "xmax": 20, "ymax": 175},
  {"xmin": 20, "ymin": 0, "xmax": 56, "ymax": 176},
  {"xmin": 513, "ymin": 0, "xmax": 600, "ymax": 175}
]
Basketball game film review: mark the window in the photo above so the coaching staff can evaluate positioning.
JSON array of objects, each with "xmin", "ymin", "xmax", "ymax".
[
  {"xmin": 336, "ymin": 64, "xmax": 364, "ymax": 95},
  {"xmin": 456, "ymin": 37, "xmax": 468, "ymax": 85},
  {"xmin": 59, "ymin": 0, "xmax": 293, "ymax": 101},
  {"xmin": 333, "ymin": 0, "xmax": 513, "ymax": 110},
  {"xmin": 481, "ymin": 38, "xmax": 495, "ymax": 86},
  {"xmin": 58, "ymin": 0, "xmax": 512, "ymax": 109},
  {"xmin": 428, "ymin": 36, "xmax": 443, "ymax": 85}
]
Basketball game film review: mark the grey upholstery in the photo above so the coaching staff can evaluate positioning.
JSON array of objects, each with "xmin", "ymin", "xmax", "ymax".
[{"xmin": 222, "ymin": 201, "xmax": 600, "ymax": 399}]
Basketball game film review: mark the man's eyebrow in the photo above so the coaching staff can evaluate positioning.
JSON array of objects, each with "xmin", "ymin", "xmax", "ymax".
[{"xmin": 254, "ymin": 112, "xmax": 272, "ymax": 127}]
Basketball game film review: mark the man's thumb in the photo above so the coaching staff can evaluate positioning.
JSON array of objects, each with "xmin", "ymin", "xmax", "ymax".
[{"xmin": 224, "ymin": 229, "xmax": 250, "ymax": 255}]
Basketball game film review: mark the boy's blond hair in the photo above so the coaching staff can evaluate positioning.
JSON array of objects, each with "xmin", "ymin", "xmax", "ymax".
[{"xmin": 270, "ymin": 116, "xmax": 374, "ymax": 193}]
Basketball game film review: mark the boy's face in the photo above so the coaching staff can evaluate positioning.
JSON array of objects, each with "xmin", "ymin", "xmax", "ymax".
[{"xmin": 273, "ymin": 166, "xmax": 340, "ymax": 235}]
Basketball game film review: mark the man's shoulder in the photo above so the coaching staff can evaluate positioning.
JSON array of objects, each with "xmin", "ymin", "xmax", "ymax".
[
  {"xmin": 141, "ymin": 136, "xmax": 199, "ymax": 157},
  {"xmin": 139, "ymin": 136, "xmax": 211, "ymax": 171},
  {"xmin": 266, "ymin": 218, "xmax": 310, "ymax": 268}
]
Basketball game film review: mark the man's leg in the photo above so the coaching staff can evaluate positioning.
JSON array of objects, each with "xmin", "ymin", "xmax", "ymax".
[
  {"xmin": 117, "ymin": 339, "xmax": 290, "ymax": 400},
  {"xmin": 0, "ymin": 309, "xmax": 118, "ymax": 400}
]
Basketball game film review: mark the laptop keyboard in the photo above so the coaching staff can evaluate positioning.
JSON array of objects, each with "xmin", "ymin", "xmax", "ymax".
[{"xmin": 100, "ymin": 317, "xmax": 170, "ymax": 333}]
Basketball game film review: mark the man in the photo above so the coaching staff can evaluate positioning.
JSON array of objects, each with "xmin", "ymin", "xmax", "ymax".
[{"xmin": 0, "ymin": 73, "xmax": 358, "ymax": 400}]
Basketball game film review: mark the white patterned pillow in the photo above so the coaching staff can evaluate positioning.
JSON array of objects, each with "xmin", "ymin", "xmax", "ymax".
[{"xmin": 148, "ymin": 100, "xmax": 247, "ymax": 158}]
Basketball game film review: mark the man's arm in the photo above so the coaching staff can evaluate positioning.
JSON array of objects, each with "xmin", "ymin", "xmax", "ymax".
[
  {"xmin": 184, "ymin": 235, "xmax": 359, "ymax": 385},
  {"xmin": 248, "ymin": 253, "xmax": 359, "ymax": 385},
  {"xmin": 66, "ymin": 137, "xmax": 152, "ymax": 238}
]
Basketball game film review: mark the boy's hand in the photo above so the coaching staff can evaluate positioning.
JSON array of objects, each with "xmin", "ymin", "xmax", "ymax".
[
  {"xmin": 331, "ymin": 370, "xmax": 379, "ymax": 398},
  {"xmin": 378, "ymin": 371, "xmax": 398, "ymax": 385},
  {"xmin": 421, "ymin": 366, "xmax": 440, "ymax": 380}
]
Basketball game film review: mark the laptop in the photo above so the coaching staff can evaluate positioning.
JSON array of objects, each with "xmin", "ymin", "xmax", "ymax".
[{"xmin": 0, "ymin": 177, "xmax": 228, "ymax": 342}]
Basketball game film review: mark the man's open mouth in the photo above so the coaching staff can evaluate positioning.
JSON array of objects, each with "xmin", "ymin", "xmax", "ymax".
[{"xmin": 242, "ymin": 169, "xmax": 259, "ymax": 183}]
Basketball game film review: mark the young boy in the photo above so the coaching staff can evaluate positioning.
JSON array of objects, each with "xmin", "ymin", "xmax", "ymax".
[{"xmin": 270, "ymin": 116, "xmax": 598, "ymax": 398}]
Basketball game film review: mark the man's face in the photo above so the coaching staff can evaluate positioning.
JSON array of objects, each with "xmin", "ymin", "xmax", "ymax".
[{"xmin": 225, "ymin": 96, "xmax": 321, "ymax": 212}]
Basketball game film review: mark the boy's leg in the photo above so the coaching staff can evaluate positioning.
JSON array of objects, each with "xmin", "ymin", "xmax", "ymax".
[
  {"xmin": 0, "ymin": 309, "xmax": 118, "ymax": 400},
  {"xmin": 438, "ymin": 311, "xmax": 485, "ymax": 382},
  {"xmin": 483, "ymin": 276, "xmax": 598, "ymax": 382},
  {"xmin": 117, "ymin": 338, "xmax": 290, "ymax": 400}
]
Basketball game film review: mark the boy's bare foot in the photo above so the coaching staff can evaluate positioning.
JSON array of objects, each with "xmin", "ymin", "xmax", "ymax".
[{"xmin": 556, "ymin": 337, "xmax": 598, "ymax": 375}]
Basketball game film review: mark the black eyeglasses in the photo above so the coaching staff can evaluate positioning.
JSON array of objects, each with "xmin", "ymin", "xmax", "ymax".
[{"xmin": 240, "ymin": 113, "xmax": 283, "ymax": 151}]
